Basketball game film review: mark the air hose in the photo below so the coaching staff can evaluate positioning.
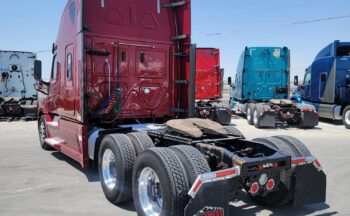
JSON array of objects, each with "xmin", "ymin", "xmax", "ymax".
[{"xmin": 97, "ymin": 87, "xmax": 122, "ymax": 115}]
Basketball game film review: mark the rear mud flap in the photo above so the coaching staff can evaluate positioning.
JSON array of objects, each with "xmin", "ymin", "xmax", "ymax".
[
  {"xmin": 293, "ymin": 163, "xmax": 326, "ymax": 207},
  {"xmin": 260, "ymin": 112, "xmax": 276, "ymax": 127},
  {"xmin": 299, "ymin": 112, "xmax": 319, "ymax": 128},
  {"xmin": 214, "ymin": 107, "xmax": 232, "ymax": 125},
  {"xmin": 185, "ymin": 177, "xmax": 240, "ymax": 216}
]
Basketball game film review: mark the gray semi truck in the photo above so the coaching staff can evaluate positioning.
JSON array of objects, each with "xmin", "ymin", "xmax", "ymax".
[{"xmin": 0, "ymin": 50, "xmax": 38, "ymax": 119}]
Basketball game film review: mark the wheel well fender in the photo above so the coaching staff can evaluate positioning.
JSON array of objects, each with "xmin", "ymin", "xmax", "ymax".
[{"xmin": 87, "ymin": 129, "xmax": 103, "ymax": 165}]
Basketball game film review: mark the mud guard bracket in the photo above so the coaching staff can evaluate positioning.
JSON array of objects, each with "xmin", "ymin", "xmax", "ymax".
[{"xmin": 185, "ymin": 176, "xmax": 240, "ymax": 216}]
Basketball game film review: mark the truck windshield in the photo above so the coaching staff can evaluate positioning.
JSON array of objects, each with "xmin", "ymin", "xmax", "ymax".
[
  {"xmin": 248, "ymin": 48, "xmax": 287, "ymax": 71},
  {"xmin": 336, "ymin": 46, "xmax": 350, "ymax": 56},
  {"xmin": 251, "ymin": 56, "xmax": 286, "ymax": 71}
]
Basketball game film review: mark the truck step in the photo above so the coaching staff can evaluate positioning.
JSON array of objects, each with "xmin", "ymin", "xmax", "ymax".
[{"xmin": 45, "ymin": 137, "xmax": 66, "ymax": 148}]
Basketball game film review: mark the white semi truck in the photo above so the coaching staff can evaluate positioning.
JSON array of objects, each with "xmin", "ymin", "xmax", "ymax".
[{"xmin": 0, "ymin": 50, "xmax": 38, "ymax": 119}]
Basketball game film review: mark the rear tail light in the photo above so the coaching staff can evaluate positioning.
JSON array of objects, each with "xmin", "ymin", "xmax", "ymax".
[
  {"xmin": 250, "ymin": 182, "xmax": 259, "ymax": 194},
  {"xmin": 188, "ymin": 167, "xmax": 240, "ymax": 198},
  {"xmin": 266, "ymin": 179, "xmax": 275, "ymax": 191},
  {"xmin": 302, "ymin": 109, "xmax": 318, "ymax": 115}
]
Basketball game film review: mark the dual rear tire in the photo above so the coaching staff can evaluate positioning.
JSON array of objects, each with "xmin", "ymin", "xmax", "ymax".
[
  {"xmin": 251, "ymin": 135, "xmax": 312, "ymax": 206},
  {"xmin": 246, "ymin": 103, "xmax": 255, "ymax": 125},
  {"xmin": 98, "ymin": 133, "xmax": 210, "ymax": 216},
  {"xmin": 133, "ymin": 146, "xmax": 210, "ymax": 216},
  {"xmin": 98, "ymin": 134, "xmax": 136, "ymax": 204}
]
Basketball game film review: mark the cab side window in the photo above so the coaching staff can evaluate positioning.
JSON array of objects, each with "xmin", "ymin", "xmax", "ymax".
[
  {"xmin": 304, "ymin": 72, "xmax": 311, "ymax": 85},
  {"xmin": 51, "ymin": 55, "xmax": 57, "ymax": 80},
  {"xmin": 67, "ymin": 53, "xmax": 72, "ymax": 81},
  {"xmin": 69, "ymin": 2, "xmax": 76, "ymax": 23}
]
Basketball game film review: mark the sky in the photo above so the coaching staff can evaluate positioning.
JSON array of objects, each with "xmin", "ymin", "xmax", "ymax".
[{"xmin": 0, "ymin": 0, "xmax": 349, "ymax": 82}]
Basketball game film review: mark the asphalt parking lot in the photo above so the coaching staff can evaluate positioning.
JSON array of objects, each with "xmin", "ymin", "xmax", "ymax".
[{"xmin": 0, "ymin": 118, "xmax": 349, "ymax": 216}]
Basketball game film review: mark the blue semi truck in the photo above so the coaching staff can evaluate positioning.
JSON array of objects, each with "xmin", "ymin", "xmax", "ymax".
[
  {"xmin": 293, "ymin": 40, "xmax": 350, "ymax": 129},
  {"xmin": 229, "ymin": 47, "xmax": 319, "ymax": 128}
]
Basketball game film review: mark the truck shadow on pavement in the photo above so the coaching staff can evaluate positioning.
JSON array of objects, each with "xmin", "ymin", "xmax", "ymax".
[
  {"xmin": 51, "ymin": 151, "xmax": 100, "ymax": 182},
  {"xmin": 113, "ymin": 191, "xmax": 336, "ymax": 216},
  {"xmin": 232, "ymin": 114, "xmax": 322, "ymax": 131},
  {"xmin": 229, "ymin": 192, "xmax": 336, "ymax": 216},
  {"xmin": 319, "ymin": 118, "xmax": 343, "ymax": 126}
]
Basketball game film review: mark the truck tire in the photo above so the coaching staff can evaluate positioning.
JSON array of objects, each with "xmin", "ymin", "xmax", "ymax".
[
  {"xmin": 38, "ymin": 115, "xmax": 53, "ymax": 150},
  {"xmin": 98, "ymin": 134, "xmax": 136, "ymax": 204},
  {"xmin": 251, "ymin": 137, "xmax": 299, "ymax": 206},
  {"xmin": 272, "ymin": 135, "xmax": 311, "ymax": 157},
  {"xmin": 170, "ymin": 145, "xmax": 210, "ymax": 185},
  {"xmin": 127, "ymin": 132, "xmax": 155, "ymax": 156},
  {"xmin": 253, "ymin": 137, "xmax": 297, "ymax": 157},
  {"xmin": 224, "ymin": 125, "xmax": 244, "ymax": 138},
  {"xmin": 246, "ymin": 103, "xmax": 255, "ymax": 125},
  {"xmin": 342, "ymin": 106, "xmax": 350, "ymax": 129},
  {"xmin": 253, "ymin": 104, "xmax": 264, "ymax": 128},
  {"xmin": 133, "ymin": 148, "xmax": 189, "ymax": 216}
]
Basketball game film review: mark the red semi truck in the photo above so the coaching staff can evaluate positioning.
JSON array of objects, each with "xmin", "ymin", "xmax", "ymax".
[
  {"xmin": 195, "ymin": 48, "xmax": 231, "ymax": 125},
  {"xmin": 34, "ymin": 1, "xmax": 326, "ymax": 216}
]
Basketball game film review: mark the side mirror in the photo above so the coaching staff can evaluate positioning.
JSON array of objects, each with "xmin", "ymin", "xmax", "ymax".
[
  {"xmin": 34, "ymin": 60, "xmax": 42, "ymax": 81},
  {"xmin": 294, "ymin": 75, "xmax": 299, "ymax": 86},
  {"xmin": 228, "ymin": 77, "xmax": 232, "ymax": 85}
]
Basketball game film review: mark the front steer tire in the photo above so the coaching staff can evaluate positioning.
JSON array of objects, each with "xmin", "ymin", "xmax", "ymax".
[
  {"xmin": 342, "ymin": 106, "xmax": 350, "ymax": 129},
  {"xmin": 133, "ymin": 148, "xmax": 190, "ymax": 216},
  {"xmin": 98, "ymin": 134, "xmax": 136, "ymax": 204},
  {"xmin": 38, "ymin": 115, "xmax": 53, "ymax": 150}
]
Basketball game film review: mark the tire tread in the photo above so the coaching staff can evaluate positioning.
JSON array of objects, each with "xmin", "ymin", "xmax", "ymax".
[{"xmin": 170, "ymin": 145, "xmax": 210, "ymax": 185}]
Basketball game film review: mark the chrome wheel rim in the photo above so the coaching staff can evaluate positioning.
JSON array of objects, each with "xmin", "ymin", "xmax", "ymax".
[
  {"xmin": 247, "ymin": 108, "xmax": 252, "ymax": 121},
  {"xmin": 39, "ymin": 121, "xmax": 46, "ymax": 144},
  {"xmin": 102, "ymin": 149, "xmax": 117, "ymax": 190},
  {"xmin": 138, "ymin": 167, "xmax": 163, "ymax": 216},
  {"xmin": 345, "ymin": 110, "xmax": 350, "ymax": 125},
  {"xmin": 254, "ymin": 110, "xmax": 259, "ymax": 124}
]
